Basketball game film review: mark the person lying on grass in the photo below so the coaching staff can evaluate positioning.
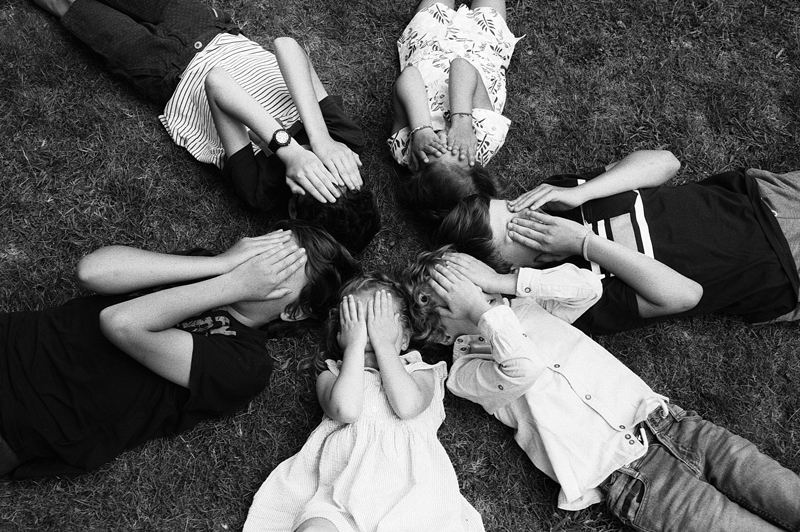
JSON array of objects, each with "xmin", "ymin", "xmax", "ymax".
[
  {"xmin": 31, "ymin": 0, "xmax": 380, "ymax": 255},
  {"xmin": 403, "ymin": 247, "xmax": 800, "ymax": 532},
  {"xmin": 434, "ymin": 149, "xmax": 800, "ymax": 334},
  {"xmin": 0, "ymin": 221, "xmax": 359, "ymax": 479},
  {"xmin": 388, "ymin": 0, "xmax": 520, "ymax": 222},
  {"xmin": 243, "ymin": 274, "xmax": 483, "ymax": 532}
]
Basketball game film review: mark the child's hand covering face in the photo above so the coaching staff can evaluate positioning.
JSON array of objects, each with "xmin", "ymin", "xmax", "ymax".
[
  {"xmin": 338, "ymin": 295, "xmax": 368, "ymax": 353},
  {"xmin": 429, "ymin": 264, "xmax": 495, "ymax": 324},
  {"xmin": 442, "ymin": 252, "xmax": 511, "ymax": 295},
  {"xmin": 367, "ymin": 290, "xmax": 405, "ymax": 355}
]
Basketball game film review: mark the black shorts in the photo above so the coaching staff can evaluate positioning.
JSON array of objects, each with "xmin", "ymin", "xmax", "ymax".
[{"xmin": 220, "ymin": 95, "xmax": 365, "ymax": 215}]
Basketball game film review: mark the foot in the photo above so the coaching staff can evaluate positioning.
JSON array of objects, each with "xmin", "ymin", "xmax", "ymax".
[{"xmin": 30, "ymin": 0, "xmax": 73, "ymax": 18}]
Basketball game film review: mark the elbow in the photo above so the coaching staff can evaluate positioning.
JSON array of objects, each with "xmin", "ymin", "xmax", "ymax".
[
  {"xmin": 75, "ymin": 249, "xmax": 115, "ymax": 293},
  {"xmin": 675, "ymin": 281, "xmax": 703, "ymax": 313},
  {"xmin": 272, "ymin": 36, "xmax": 298, "ymax": 56},
  {"xmin": 331, "ymin": 404, "xmax": 362, "ymax": 424},
  {"xmin": 393, "ymin": 402, "xmax": 425, "ymax": 421},
  {"xmin": 654, "ymin": 150, "xmax": 681, "ymax": 182},
  {"xmin": 98, "ymin": 305, "xmax": 138, "ymax": 349}
]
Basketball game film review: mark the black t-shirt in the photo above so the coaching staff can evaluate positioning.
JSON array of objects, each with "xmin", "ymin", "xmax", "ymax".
[
  {"xmin": 542, "ymin": 168, "xmax": 799, "ymax": 334},
  {"xmin": 0, "ymin": 294, "xmax": 273, "ymax": 479}
]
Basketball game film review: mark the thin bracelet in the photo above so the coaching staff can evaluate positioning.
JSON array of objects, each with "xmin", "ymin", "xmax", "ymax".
[
  {"xmin": 409, "ymin": 124, "xmax": 433, "ymax": 137},
  {"xmin": 450, "ymin": 112, "xmax": 473, "ymax": 119},
  {"xmin": 582, "ymin": 233, "xmax": 591, "ymax": 261}
]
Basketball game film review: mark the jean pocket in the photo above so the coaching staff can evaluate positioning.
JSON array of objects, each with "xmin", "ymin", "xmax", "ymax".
[{"xmin": 606, "ymin": 470, "xmax": 647, "ymax": 527}]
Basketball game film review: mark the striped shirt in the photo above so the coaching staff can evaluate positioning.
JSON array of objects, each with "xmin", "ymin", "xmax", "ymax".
[{"xmin": 159, "ymin": 33, "xmax": 300, "ymax": 169}]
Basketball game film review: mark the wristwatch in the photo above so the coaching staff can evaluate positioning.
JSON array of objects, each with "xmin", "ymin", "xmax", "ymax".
[{"xmin": 268, "ymin": 128, "xmax": 292, "ymax": 154}]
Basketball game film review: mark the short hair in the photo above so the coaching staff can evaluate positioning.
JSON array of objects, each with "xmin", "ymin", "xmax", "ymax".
[
  {"xmin": 290, "ymin": 186, "xmax": 381, "ymax": 256},
  {"xmin": 397, "ymin": 162, "xmax": 500, "ymax": 223},
  {"xmin": 401, "ymin": 246, "xmax": 452, "ymax": 351},
  {"xmin": 265, "ymin": 219, "xmax": 361, "ymax": 337},
  {"xmin": 317, "ymin": 272, "xmax": 411, "ymax": 372},
  {"xmin": 433, "ymin": 194, "xmax": 511, "ymax": 272}
]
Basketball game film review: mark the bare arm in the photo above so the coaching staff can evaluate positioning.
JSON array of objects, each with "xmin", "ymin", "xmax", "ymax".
[
  {"xmin": 391, "ymin": 66, "xmax": 447, "ymax": 170},
  {"xmin": 100, "ymin": 244, "xmax": 306, "ymax": 387},
  {"xmin": 446, "ymin": 57, "xmax": 492, "ymax": 166},
  {"xmin": 204, "ymin": 66, "xmax": 339, "ymax": 203},
  {"xmin": 76, "ymin": 231, "xmax": 292, "ymax": 295},
  {"xmin": 369, "ymin": 291, "xmax": 434, "ymax": 419},
  {"xmin": 509, "ymin": 150, "xmax": 681, "ymax": 212},
  {"xmin": 316, "ymin": 295, "xmax": 367, "ymax": 423},
  {"xmin": 508, "ymin": 211, "xmax": 703, "ymax": 318},
  {"xmin": 273, "ymin": 37, "xmax": 362, "ymax": 190}
]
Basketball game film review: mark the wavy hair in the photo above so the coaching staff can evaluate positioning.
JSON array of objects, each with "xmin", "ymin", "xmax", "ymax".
[
  {"xmin": 264, "ymin": 219, "xmax": 361, "ymax": 337},
  {"xmin": 401, "ymin": 246, "xmax": 452, "ymax": 351},
  {"xmin": 432, "ymin": 194, "xmax": 511, "ymax": 273},
  {"xmin": 290, "ymin": 186, "xmax": 381, "ymax": 256},
  {"xmin": 316, "ymin": 273, "xmax": 412, "ymax": 373},
  {"xmin": 397, "ymin": 161, "xmax": 501, "ymax": 224}
]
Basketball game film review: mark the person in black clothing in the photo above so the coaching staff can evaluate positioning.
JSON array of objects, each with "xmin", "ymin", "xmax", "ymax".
[
  {"xmin": 0, "ymin": 220, "xmax": 359, "ymax": 479},
  {"xmin": 434, "ymin": 150, "xmax": 800, "ymax": 334}
]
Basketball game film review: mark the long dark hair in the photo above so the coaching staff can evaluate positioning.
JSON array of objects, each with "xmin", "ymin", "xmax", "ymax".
[{"xmin": 264, "ymin": 219, "xmax": 361, "ymax": 337}]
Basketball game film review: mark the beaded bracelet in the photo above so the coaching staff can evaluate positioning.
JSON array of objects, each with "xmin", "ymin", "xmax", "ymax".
[
  {"xmin": 581, "ymin": 233, "xmax": 591, "ymax": 261},
  {"xmin": 450, "ymin": 112, "xmax": 473, "ymax": 119},
  {"xmin": 409, "ymin": 124, "xmax": 433, "ymax": 137}
]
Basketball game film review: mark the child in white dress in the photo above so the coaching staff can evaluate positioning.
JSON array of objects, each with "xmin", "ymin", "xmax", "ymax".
[
  {"xmin": 243, "ymin": 274, "xmax": 483, "ymax": 532},
  {"xmin": 388, "ymin": 0, "xmax": 521, "ymax": 222}
]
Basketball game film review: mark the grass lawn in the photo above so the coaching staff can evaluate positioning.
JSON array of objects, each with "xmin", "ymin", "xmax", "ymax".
[{"xmin": 2, "ymin": 0, "xmax": 800, "ymax": 530}]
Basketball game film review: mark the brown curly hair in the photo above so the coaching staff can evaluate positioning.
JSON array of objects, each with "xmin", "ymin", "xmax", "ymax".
[{"xmin": 401, "ymin": 246, "xmax": 453, "ymax": 351}]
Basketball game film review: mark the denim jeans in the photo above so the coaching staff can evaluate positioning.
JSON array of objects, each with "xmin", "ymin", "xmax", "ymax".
[
  {"xmin": 61, "ymin": 0, "xmax": 239, "ymax": 104},
  {"xmin": 602, "ymin": 404, "xmax": 800, "ymax": 532}
]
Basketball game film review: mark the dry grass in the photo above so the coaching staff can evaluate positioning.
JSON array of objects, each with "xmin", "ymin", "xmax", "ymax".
[{"xmin": 1, "ymin": 0, "xmax": 799, "ymax": 530}]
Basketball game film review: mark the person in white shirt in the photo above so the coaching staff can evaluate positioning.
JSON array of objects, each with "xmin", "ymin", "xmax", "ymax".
[{"xmin": 403, "ymin": 247, "xmax": 800, "ymax": 532}]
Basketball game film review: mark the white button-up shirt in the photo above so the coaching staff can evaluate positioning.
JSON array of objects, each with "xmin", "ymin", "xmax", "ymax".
[{"xmin": 447, "ymin": 264, "xmax": 668, "ymax": 510}]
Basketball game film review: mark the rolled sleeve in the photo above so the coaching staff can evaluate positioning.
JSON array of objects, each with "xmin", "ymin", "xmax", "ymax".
[
  {"xmin": 516, "ymin": 264, "xmax": 602, "ymax": 323},
  {"xmin": 447, "ymin": 306, "xmax": 546, "ymax": 414}
]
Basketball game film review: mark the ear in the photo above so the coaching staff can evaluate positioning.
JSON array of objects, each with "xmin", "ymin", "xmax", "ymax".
[
  {"xmin": 280, "ymin": 306, "xmax": 309, "ymax": 322},
  {"xmin": 400, "ymin": 328, "xmax": 411, "ymax": 352}
]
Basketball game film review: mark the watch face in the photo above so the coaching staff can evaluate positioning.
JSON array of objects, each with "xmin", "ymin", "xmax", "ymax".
[{"xmin": 274, "ymin": 129, "xmax": 291, "ymax": 146}]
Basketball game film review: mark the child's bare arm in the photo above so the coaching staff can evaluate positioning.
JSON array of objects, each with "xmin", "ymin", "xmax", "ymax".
[
  {"xmin": 273, "ymin": 37, "xmax": 362, "ymax": 191},
  {"xmin": 509, "ymin": 150, "xmax": 680, "ymax": 212},
  {"xmin": 317, "ymin": 296, "xmax": 367, "ymax": 423},
  {"xmin": 508, "ymin": 211, "xmax": 703, "ymax": 318},
  {"xmin": 446, "ymin": 57, "xmax": 492, "ymax": 167},
  {"xmin": 77, "ymin": 231, "xmax": 293, "ymax": 295},
  {"xmin": 392, "ymin": 66, "xmax": 447, "ymax": 171},
  {"xmin": 204, "ymin": 66, "xmax": 339, "ymax": 203},
  {"xmin": 100, "ymin": 244, "xmax": 306, "ymax": 387},
  {"xmin": 369, "ymin": 291, "xmax": 434, "ymax": 419}
]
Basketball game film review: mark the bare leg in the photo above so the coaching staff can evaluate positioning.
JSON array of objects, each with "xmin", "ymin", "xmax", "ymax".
[
  {"xmin": 471, "ymin": 0, "xmax": 506, "ymax": 21},
  {"xmin": 415, "ymin": 0, "xmax": 453, "ymax": 15},
  {"xmin": 30, "ymin": 0, "xmax": 74, "ymax": 18}
]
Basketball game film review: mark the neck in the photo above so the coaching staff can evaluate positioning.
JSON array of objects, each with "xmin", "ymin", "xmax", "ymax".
[{"xmin": 225, "ymin": 302, "xmax": 280, "ymax": 328}]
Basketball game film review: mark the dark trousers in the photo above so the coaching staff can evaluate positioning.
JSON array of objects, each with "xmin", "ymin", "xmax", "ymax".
[{"xmin": 61, "ymin": 0, "xmax": 238, "ymax": 104}]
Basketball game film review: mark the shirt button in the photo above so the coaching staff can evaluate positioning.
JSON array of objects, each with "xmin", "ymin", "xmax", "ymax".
[
  {"xmin": 456, "ymin": 337, "xmax": 464, "ymax": 343},
  {"xmin": 619, "ymin": 425, "xmax": 626, "ymax": 429},
  {"xmin": 625, "ymin": 434, "xmax": 632, "ymax": 440},
  {"xmin": 194, "ymin": 41, "xmax": 203, "ymax": 49},
  {"xmin": 628, "ymin": 440, "xmax": 635, "ymax": 445},
  {"xmin": 371, "ymin": 407, "xmax": 377, "ymax": 412},
  {"xmin": 460, "ymin": 346, "xmax": 467, "ymax": 352},
  {"xmin": 585, "ymin": 394, "xmax": 592, "ymax": 400},
  {"xmin": 554, "ymin": 364, "xmax": 560, "ymax": 368},
  {"xmin": 478, "ymin": 336, "xmax": 485, "ymax": 342},
  {"xmin": 498, "ymin": 384, "xmax": 504, "ymax": 390},
  {"xmin": 524, "ymin": 287, "xmax": 531, "ymax": 293}
]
